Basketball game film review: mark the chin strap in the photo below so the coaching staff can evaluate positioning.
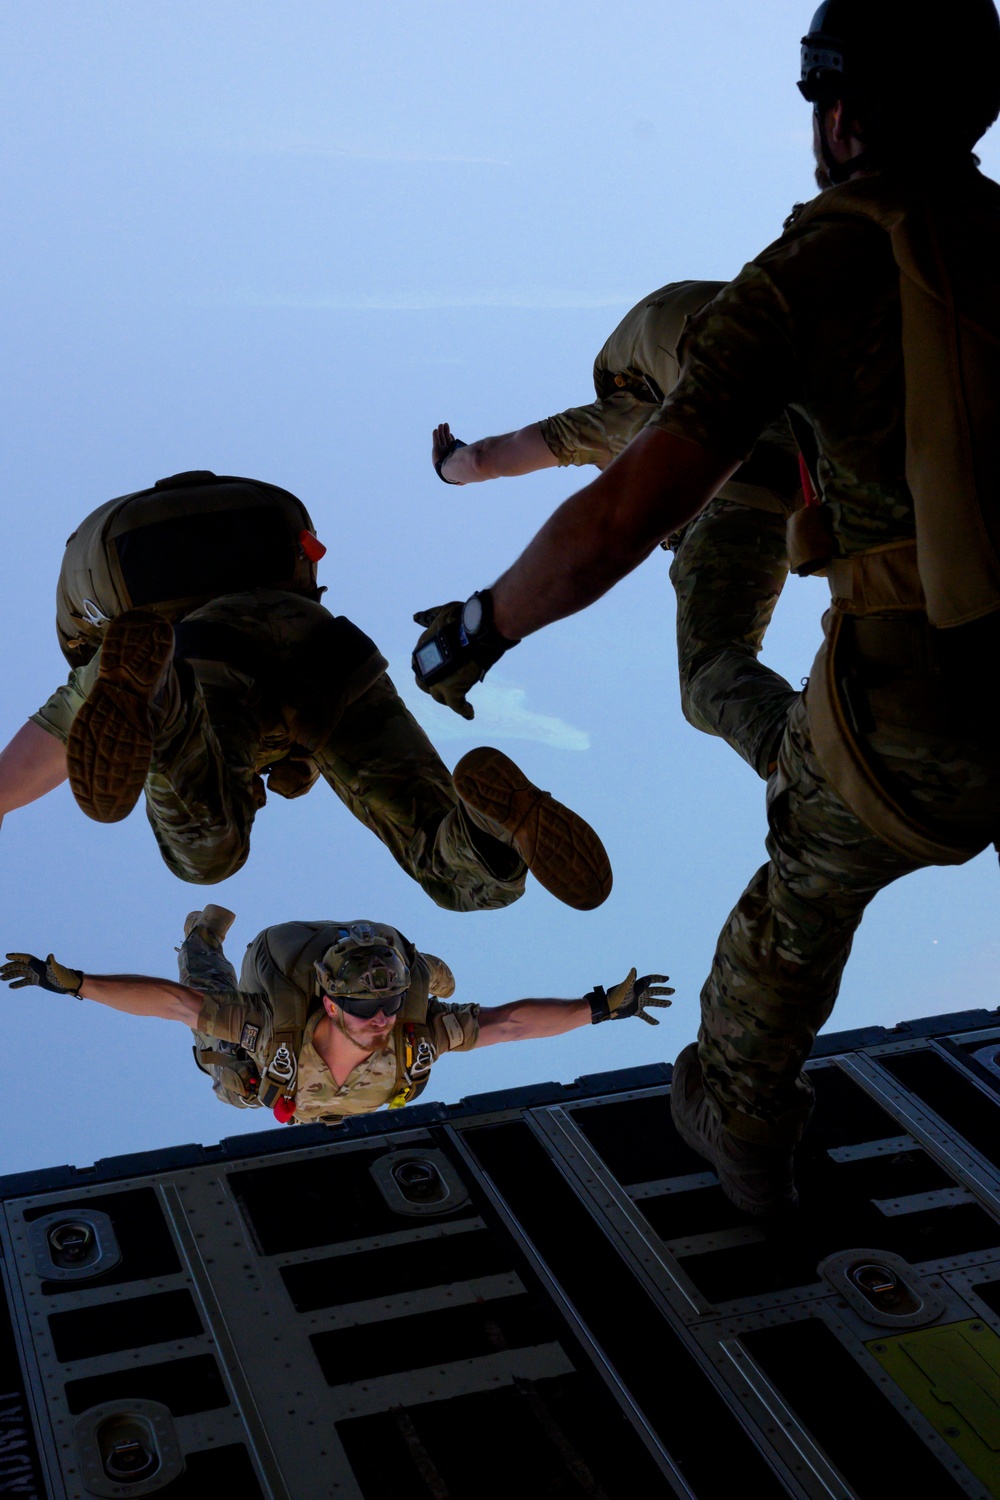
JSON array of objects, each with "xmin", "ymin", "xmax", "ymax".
[{"xmin": 330, "ymin": 1004, "xmax": 373, "ymax": 1050}]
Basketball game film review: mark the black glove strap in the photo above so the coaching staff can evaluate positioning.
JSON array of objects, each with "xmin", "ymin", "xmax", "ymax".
[
  {"xmin": 435, "ymin": 438, "xmax": 467, "ymax": 484},
  {"xmin": 462, "ymin": 589, "xmax": 520, "ymax": 668},
  {"xmin": 588, "ymin": 986, "xmax": 608, "ymax": 1024}
]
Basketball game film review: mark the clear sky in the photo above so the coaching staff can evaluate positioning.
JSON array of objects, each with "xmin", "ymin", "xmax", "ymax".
[{"xmin": 2, "ymin": 1, "xmax": 998, "ymax": 1176}]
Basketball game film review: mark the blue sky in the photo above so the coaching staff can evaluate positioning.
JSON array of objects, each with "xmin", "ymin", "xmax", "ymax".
[{"xmin": 2, "ymin": 2, "xmax": 998, "ymax": 1175}]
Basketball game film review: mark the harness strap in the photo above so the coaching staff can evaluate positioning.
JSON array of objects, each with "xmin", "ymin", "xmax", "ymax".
[
  {"xmin": 826, "ymin": 539, "xmax": 925, "ymax": 614},
  {"xmin": 256, "ymin": 1026, "xmax": 301, "ymax": 1109}
]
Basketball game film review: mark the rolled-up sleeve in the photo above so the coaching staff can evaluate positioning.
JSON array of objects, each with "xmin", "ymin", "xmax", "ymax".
[
  {"xmin": 30, "ymin": 658, "xmax": 101, "ymax": 743},
  {"xmin": 196, "ymin": 991, "xmax": 273, "ymax": 1048},
  {"xmin": 427, "ymin": 1000, "xmax": 481, "ymax": 1054},
  {"xmin": 539, "ymin": 392, "xmax": 653, "ymax": 468}
]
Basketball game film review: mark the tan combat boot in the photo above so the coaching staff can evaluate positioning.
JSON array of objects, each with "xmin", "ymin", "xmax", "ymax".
[
  {"xmin": 670, "ymin": 1043, "xmax": 798, "ymax": 1217},
  {"xmin": 67, "ymin": 609, "xmax": 175, "ymax": 823},
  {"xmin": 453, "ymin": 747, "xmax": 612, "ymax": 911},
  {"xmin": 184, "ymin": 905, "xmax": 236, "ymax": 948},
  {"xmin": 420, "ymin": 952, "xmax": 455, "ymax": 998}
]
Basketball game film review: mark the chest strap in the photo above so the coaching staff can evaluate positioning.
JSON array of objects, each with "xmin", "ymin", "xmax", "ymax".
[{"xmin": 388, "ymin": 1021, "xmax": 437, "ymax": 1109}]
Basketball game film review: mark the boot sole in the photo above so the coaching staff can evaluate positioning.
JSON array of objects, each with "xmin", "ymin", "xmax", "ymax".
[
  {"xmin": 454, "ymin": 747, "xmax": 612, "ymax": 911},
  {"xmin": 67, "ymin": 610, "xmax": 175, "ymax": 823}
]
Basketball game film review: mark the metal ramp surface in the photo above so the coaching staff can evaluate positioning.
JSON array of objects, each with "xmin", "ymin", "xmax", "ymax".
[{"xmin": 4, "ymin": 1008, "xmax": 1000, "ymax": 1498}]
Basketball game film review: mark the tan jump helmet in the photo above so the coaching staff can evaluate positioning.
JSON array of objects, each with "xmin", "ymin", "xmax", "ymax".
[{"xmin": 314, "ymin": 922, "xmax": 411, "ymax": 1019}]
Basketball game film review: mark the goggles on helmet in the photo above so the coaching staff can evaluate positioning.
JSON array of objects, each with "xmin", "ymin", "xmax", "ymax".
[
  {"xmin": 798, "ymin": 33, "xmax": 846, "ymax": 103},
  {"xmin": 336, "ymin": 989, "xmax": 407, "ymax": 1021}
]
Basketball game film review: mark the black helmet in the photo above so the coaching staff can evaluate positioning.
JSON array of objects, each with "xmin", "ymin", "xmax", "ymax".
[{"xmin": 799, "ymin": 0, "xmax": 1000, "ymax": 156}]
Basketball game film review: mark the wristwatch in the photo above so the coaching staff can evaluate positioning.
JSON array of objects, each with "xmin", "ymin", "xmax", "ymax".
[
  {"xmin": 412, "ymin": 589, "xmax": 518, "ymax": 689},
  {"xmin": 460, "ymin": 590, "xmax": 518, "ymax": 658}
]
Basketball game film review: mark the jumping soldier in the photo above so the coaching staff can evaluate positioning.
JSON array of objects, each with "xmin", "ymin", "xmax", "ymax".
[
  {"xmin": 412, "ymin": 0, "xmax": 1000, "ymax": 1212},
  {"xmin": 0, "ymin": 470, "xmax": 611, "ymax": 912},
  {"xmin": 1, "ymin": 910, "xmax": 672, "ymax": 1126},
  {"xmin": 428, "ymin": 279, "xmax": 804, "ymax": 779}
]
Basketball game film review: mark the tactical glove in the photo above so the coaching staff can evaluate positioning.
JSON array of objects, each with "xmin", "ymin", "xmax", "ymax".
[
  {"xmin": 2, "ymin": 952, "xmax": 84, "ymax": 996},
  {"xmin": 588, "ymin": 968, "xmax": 674, "ymax": 1026},
  {"xmin": 412, "ymin": 593, "xmax": 517, "ymax": 721},
  {"xmin": 412, "ymin": 603, "xmax": 480, "ymax": 719}
]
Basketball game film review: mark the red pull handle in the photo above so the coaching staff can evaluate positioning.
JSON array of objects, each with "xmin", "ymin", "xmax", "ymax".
[{"xmin": 299, "ymin": 530, "xmax": 327, "ymax": 562}]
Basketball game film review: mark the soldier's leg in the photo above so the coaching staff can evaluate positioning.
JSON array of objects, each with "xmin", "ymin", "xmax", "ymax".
[
  {"xmin": 64, "ymin": 610, "xmax": 265, "ymax": 884},
  {"xmin": 177, "ymin": 907, "xmax": 254, "ymax": 1110},
  {"xmin": 670, "ymin": 499, "xmax": 796, "ymax": 779},
  {"xmin": 313, "ymin": 673, "xmax": 527, "ymax": 913},
  {"xmin": 177, "ymin": 906, "xmax": 239, "ymax": 990},
  {"xmin": 697, "ymin": 694, "xmax": 923, "ymax": 1147},
  {"xmin": 143, "ymin": 659, "xmax": 265, "ymax": 886}
]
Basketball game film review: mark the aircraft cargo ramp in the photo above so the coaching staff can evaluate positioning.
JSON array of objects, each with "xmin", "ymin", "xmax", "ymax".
[{"xmin": 5, "ymin": 1007, "xmax": 1000, "ymax": 1499}]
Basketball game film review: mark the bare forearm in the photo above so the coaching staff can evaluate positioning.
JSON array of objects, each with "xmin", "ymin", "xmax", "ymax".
[
  {"xmin": 0, "ymin": 722, "xmax": 68, "ymax": 817},
  {"xmin": 474, "ymin": 997, "xmax": 591, "ymax": 1047},
  {"xmin": 443, "ymin": 425, "xmax": 558, "ymax": 483},
  {"xmin": 491, "ymin": 427, "xmax": 739, "ymax": 640},
  {"xmin": 79, "ymin": 974, "xmax": 204, "ymax": 1026}
]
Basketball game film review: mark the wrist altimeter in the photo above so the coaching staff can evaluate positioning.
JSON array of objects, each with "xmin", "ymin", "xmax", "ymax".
[{"xmin": 413, "ymin": 590, "xmax": 518, "ymax": 687}]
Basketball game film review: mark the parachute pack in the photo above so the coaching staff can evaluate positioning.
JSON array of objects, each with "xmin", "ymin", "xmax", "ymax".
[{"xmin": 56, "ymin": 469, "xmax": 325, "ymax": 667}]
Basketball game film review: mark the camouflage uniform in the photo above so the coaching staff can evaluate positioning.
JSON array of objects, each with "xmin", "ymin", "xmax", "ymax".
[
  {"xmin": 179, "ymin": 921, "xmax": 478, "ymax": 1124},
  {"xmin": 649, "ymin": 175, "xmax": 1000, "ymax": 1146},
  {"xmin": 538, "ymin": 280, "xmax": 800, "ymax": 778},
  {"xmin": 32, "ymin": 590, "xmax": 525, "ymax": 912},
  {"xmin": 667, "ymin": 499, "xmax": 795, "ymax": 780}
]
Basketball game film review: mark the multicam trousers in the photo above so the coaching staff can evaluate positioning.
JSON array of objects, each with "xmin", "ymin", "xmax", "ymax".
[
  {"xmin": 178, "ymin": 927, "xmax": 252, "ymax": 1109},
  {"xmin": 698, "ymin": 689, "xmax": 1000, "ymax": 1147},
  {"xmin": 669, "ymin": 497, "xmax": 797, "ymax": 779},
  {"xmin": 141, "ymin": 591, "xmax": 525, "ymax": 911}
]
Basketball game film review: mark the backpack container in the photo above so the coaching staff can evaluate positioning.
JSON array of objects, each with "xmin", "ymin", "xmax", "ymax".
[{"xmin": 56, "ymin": 470, "xmax": 324, "ymax": 667}]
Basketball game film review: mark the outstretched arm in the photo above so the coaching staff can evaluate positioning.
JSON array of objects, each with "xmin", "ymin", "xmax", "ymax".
[
  {"xmin": 0, "ymin": 722, "xmax": 68, "ymax": 824},
  {"xmin": 473, "ymin": 996, "xmax": 591, "ymax": 1047},
  {"xmin": 433, "ymin": 421, "xmax": 558, "ymax": 485},
  {"xmin": 473, "ymin": 970, "xmax": 673, "ymax": 1048},
  {"xmin": 80, "ymin": 975, "xmax": 204, "ymax": 1026},
  {"xmin": 490, "ymin": 426, "xmax": 739, "ymax": 641},
  {"xmin": 2, "ymin": 951, "xmax": 203, "ymax": 1026}
]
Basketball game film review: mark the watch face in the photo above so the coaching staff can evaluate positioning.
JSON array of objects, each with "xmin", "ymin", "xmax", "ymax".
[
  {"xmin": 415, "ymin": 640, "xmax": 445, "ymax": 676},
  {"xmin": 462, "ymin": 594, "xmax": 484, "ymax": 636}
]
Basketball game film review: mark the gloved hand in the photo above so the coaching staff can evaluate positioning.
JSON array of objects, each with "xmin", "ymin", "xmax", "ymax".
[
  {"xmin": 2, "ymin": 952, "xmax": 84, "ymax": 996},
  {"xmin": 412, "ymin": 602, "xmax": 480, "ymax": 720},
  {"xmin": 588, "ymin": 968, "xmax": 674, "ymax": 1025},
  {"xmin": 413, "ymin": 591, "xmax": 518, "ymax": 721}
]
